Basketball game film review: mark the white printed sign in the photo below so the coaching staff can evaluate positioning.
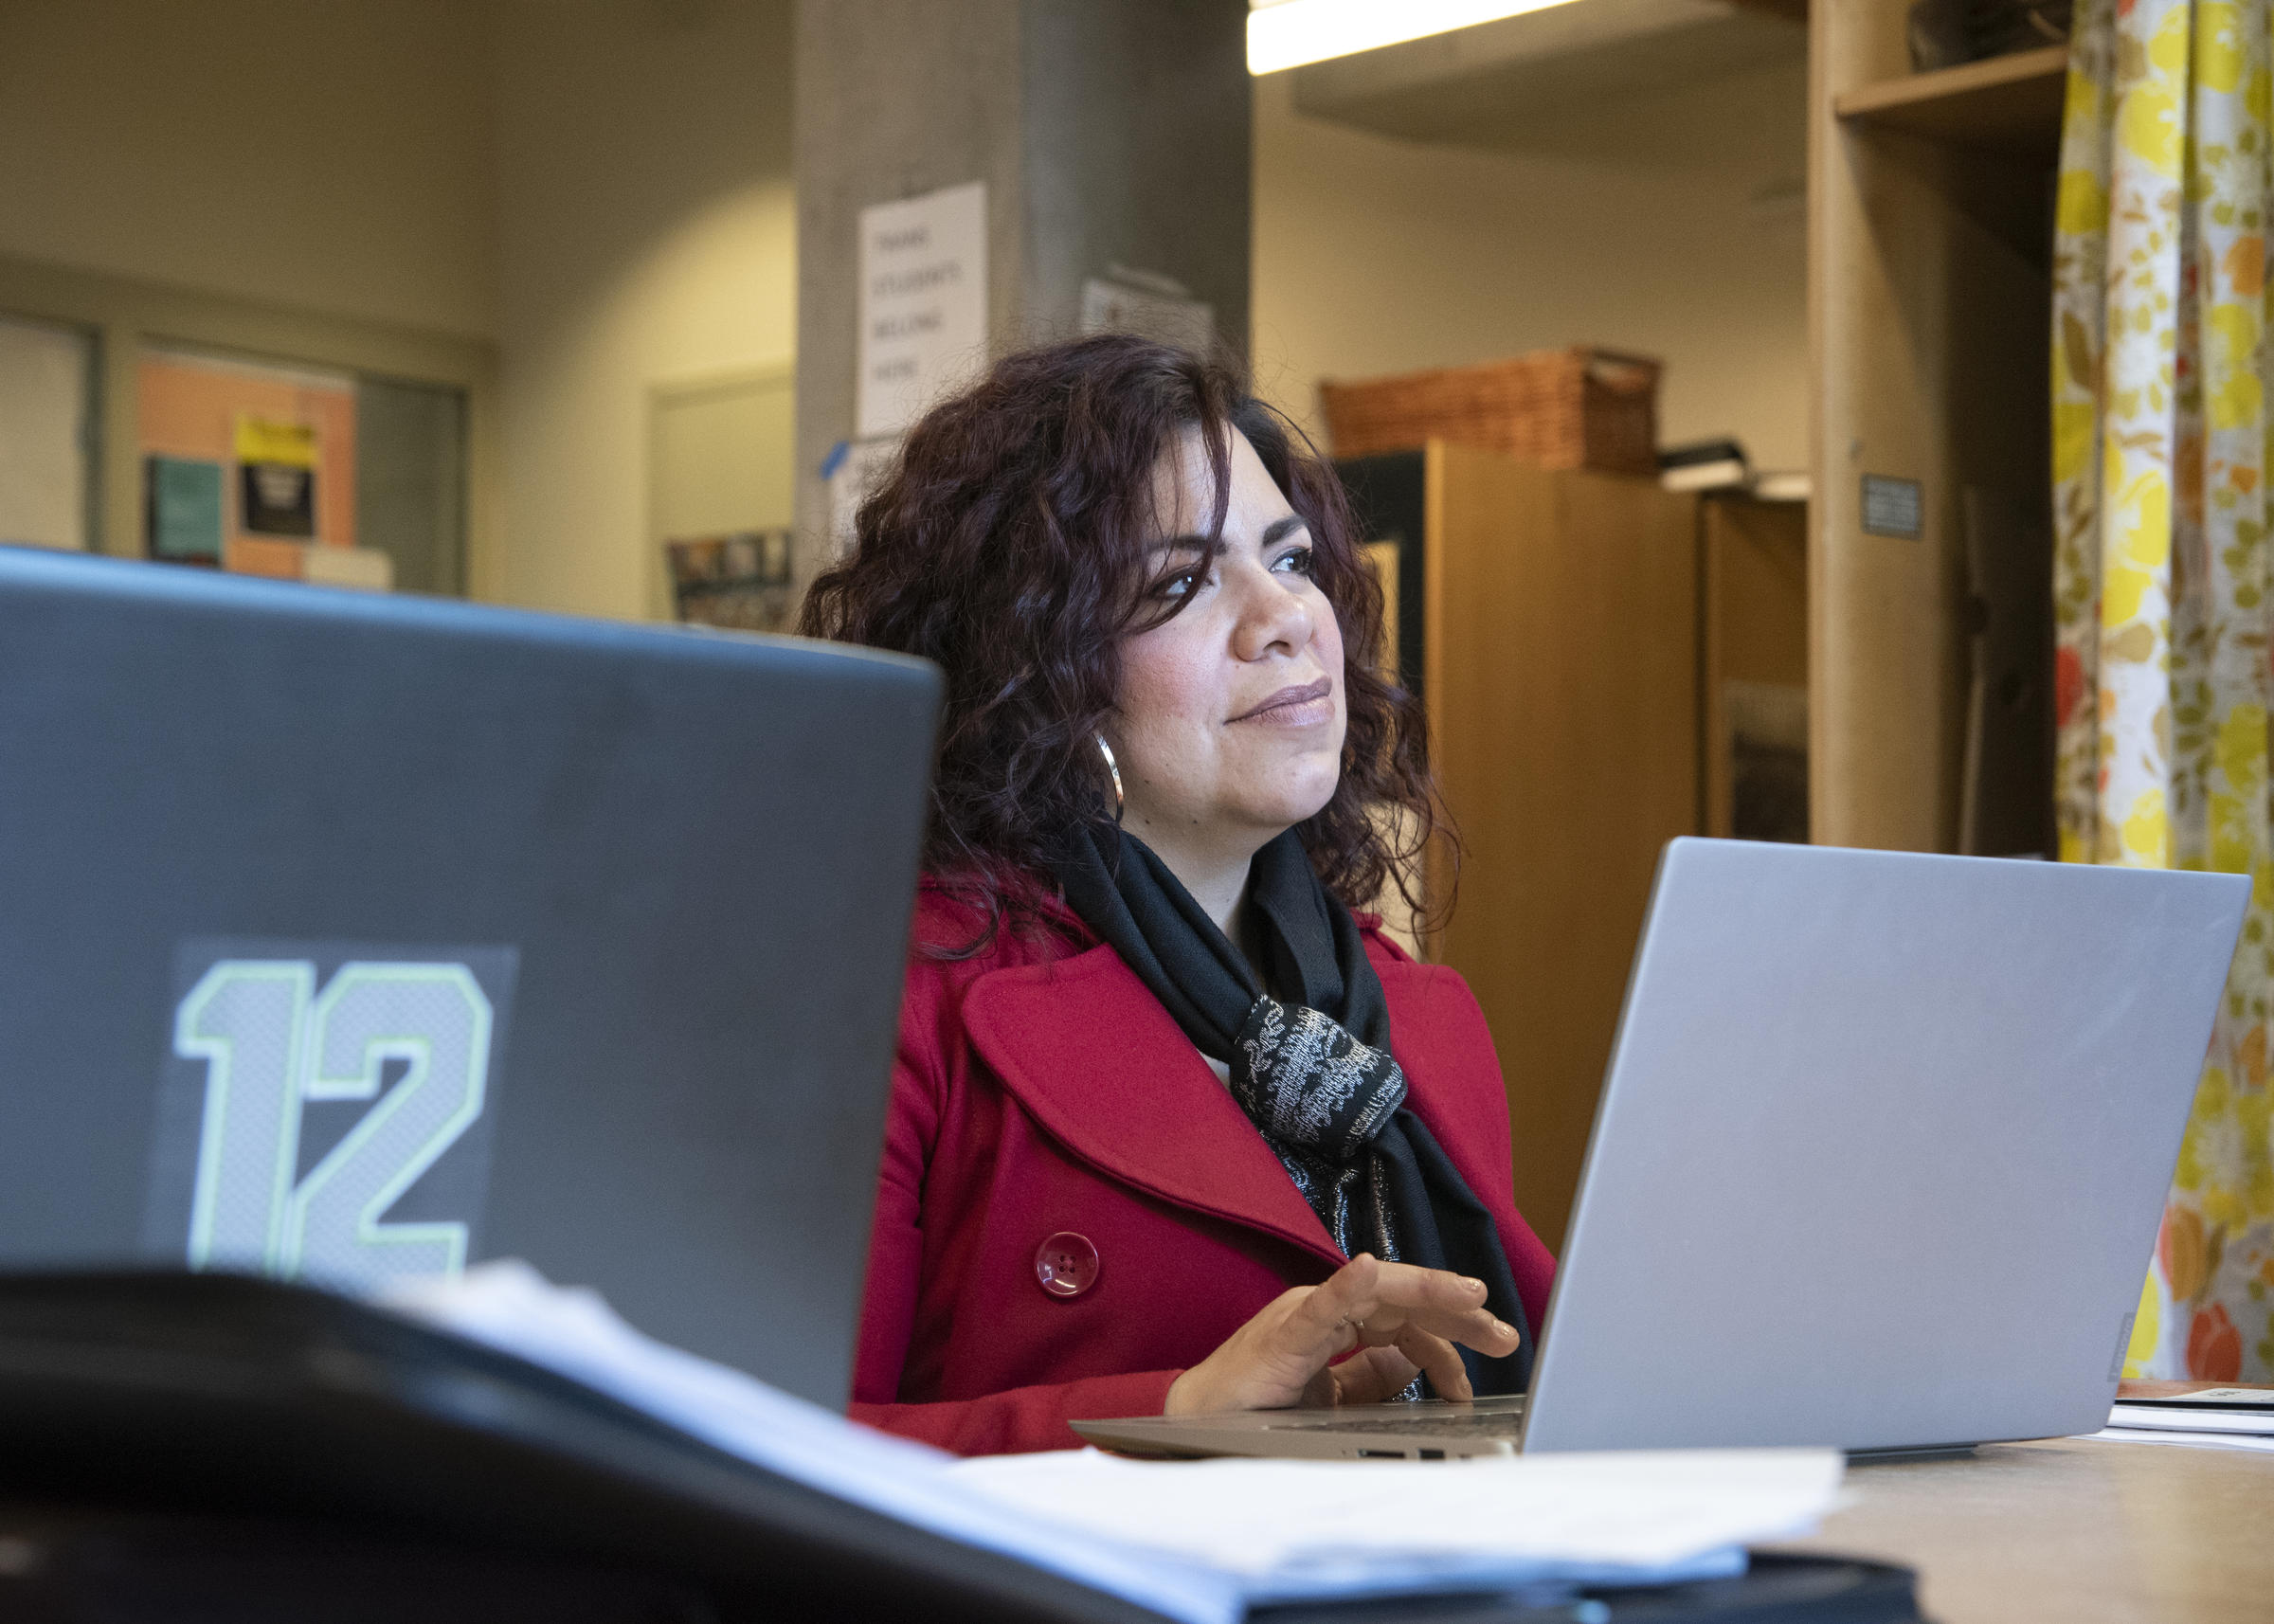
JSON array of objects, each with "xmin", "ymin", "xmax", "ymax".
[
  {"xmin": 856, "ymin": 180, "xmax": 987, "ymax": 439},
  {"xmin": 823, "ymin": 434, "xmax": 903, "ymax": 562}
]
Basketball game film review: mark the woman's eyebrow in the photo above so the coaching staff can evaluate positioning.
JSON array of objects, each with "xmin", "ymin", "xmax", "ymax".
[{"xmin": 1148, "ymin": 515, "xmax": 1307, "ymax": 557}]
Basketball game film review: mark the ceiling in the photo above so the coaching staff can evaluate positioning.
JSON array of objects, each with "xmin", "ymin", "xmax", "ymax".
[{"xmin": 1286, "ymin": 0, "xmax": 1808, "ymax": 157}]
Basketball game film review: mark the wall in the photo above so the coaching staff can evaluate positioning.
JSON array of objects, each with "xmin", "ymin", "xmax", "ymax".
[
  {"xmin": 1251, "ymin": 59, "xmax": 1810, "ymax": 473},
  {"xmin": 0, "ymin": 0, "xmax": 799, "ymax": 623},
  {"xmin": 496, "ymin": 0, "xmax": 797, "ymax": 622},
  {"xmin": 1, "ymin": 5, "xmax": 1797, "ymax": 610},
  {"xmin": 0, "ymin": 0, "xmax": 496, "ymax": 339}
]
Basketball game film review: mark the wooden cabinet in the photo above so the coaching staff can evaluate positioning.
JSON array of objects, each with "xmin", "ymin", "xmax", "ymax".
[
  {"xmin": 1704, "ymin": 496, "xmax": 1810, "ymax": 842},
  {"xmin": 1343, "ymin": 445, "xmax": 1805, "ymax": 1248}
]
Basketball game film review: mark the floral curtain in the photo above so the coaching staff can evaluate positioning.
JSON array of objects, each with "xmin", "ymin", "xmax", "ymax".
[{"xmin": 2053, "ymin": 0, "xmax": 2274, "ymax": 1380}]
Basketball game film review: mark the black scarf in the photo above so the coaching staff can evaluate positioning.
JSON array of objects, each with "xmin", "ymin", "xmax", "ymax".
[{"xmin": 1052, "ymin": 824, "xmax": 1533, "ymax": 1396}]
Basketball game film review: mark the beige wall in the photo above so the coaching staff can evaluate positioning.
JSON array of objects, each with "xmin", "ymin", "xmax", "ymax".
[
  {"xmin": 2, "ymin": 6, "xmax": 1797, "ymax": 609},
  {"xmin": 495, "ymin": 0, "xmax": 797, "ymax": 622},
  {"xmin": 1252, "ymin": 59, "xmax": 1809, "ymax": 473},
  {"xmin": 0, "ymin": 0, "xmax": 798, "ymax": 623},
  {"xmin": 0, "ymin": 0, "xmax": 496, "ymax": 339}
]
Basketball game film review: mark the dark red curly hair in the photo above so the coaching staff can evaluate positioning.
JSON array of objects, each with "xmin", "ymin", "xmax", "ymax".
[{"xmin": 799, "ymin": 334, "xmax": 1445, "ymax": 947}]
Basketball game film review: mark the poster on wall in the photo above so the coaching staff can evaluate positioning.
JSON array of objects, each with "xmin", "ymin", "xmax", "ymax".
[
  {"xmin": 146, "ymin": 457, "xmax": 225, "ymax": 565},
  {"xmin": 856, "ymin": 180, "xmax": 986, "ymax": 439},
  {"xmin": 236, "ymin": 416, "xmax": 318, "ymax": 537},
  {"xmin": 665, "ymin": 530, "xmax": 794, "ymax": 632}
]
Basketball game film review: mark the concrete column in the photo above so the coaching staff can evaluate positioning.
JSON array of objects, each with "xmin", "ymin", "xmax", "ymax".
[{"xmin": 791, "ymin": 0, "xmax": 1251, "ymax": 588}]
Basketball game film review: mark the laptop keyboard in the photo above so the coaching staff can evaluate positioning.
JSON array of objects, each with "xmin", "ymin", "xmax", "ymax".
[{"xmin": 1269, "ymin": 1405, "xmax": 1526, "ymax": 1438}]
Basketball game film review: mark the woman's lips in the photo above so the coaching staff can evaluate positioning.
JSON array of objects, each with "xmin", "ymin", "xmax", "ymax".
[{"xmin": 1229, "ymin": 677, "xmax": 1334, "ymax": 726}]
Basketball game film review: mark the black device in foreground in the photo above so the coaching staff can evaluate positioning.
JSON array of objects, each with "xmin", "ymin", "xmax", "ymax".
[
  {"xmin": 0, "ymin": 1273, "xmax": 1922, "ymax": 1624},
  {"xmin": 0, "ymin": 546, "xmax": 937, "ymax": 1411}
]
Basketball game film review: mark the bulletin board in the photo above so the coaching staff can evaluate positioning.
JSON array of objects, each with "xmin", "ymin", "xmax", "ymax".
[{"xmin": 137, "ymin": 344, "xmax": 356, "ymax": 576}]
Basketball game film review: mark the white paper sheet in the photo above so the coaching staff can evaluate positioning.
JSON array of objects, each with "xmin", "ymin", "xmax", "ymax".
[
  {"xmin": 385, "ymin": 1261, "xmax": 1236, "ymax": 1624},
  {"xmin": 2085, "ymin": 1426, "xmax": 2274, "ymax": 1453},
  {"xmin": 2107, "ymin": 1403, "xmax": 2274, "ymax": 1435},
  {"xmin": 387, "ymin": 1263, "xmax": 1844, "ymax": 1623},
  {"xmin": 949, "ymin": 1447, "xmax": 1845, "ymax": 1605}
]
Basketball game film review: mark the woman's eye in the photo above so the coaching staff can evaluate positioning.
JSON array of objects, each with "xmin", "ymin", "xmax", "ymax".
[
  {"xmin": 1273, "ymin": 546, "xmax": 1316, "ymax": 577},
  {"xmin": 1157, "ymin": 568, "xmax": 1205, "ymax": 600}
]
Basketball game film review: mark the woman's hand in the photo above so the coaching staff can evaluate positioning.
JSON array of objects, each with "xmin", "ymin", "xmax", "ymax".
[{"xmin": 1162, "ymin": 1254, "xmax": 1521, "ymax": 1416}]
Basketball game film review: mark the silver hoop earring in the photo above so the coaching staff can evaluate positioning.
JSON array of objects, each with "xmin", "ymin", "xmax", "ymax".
[{"xmin": 1095, "ymin": 734, "xmax": 1125, "ymax": 821}]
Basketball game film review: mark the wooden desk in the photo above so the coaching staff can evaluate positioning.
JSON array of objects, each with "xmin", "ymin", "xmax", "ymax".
[{"xmin": 1772, "ymin": 1436, "xmax": 2274, "ymax": 1623}]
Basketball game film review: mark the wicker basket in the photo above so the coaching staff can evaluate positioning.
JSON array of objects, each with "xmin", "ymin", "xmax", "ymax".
[{"xmin": 1318, "ymin": 347, "xmax": 1662, "ymax": 475}]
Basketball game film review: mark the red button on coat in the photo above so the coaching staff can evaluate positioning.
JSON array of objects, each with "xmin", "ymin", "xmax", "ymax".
[{"xmin": 1035, "ymin": 1232, "xmax": 1100, "ymax": 1298}]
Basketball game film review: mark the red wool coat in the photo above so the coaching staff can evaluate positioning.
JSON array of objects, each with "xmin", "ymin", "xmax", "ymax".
[{"xmin": 847, "ymin": 886, "xmax": 1558, "ymax": 1455}]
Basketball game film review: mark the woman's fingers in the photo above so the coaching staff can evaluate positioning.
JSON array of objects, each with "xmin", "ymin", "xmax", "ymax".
[
  {"xmin": 1292, "ymin": 1252, "xmax": 1382, "ymax": 1355},
  {"xmin": 1329, "ymin": 1344, "xmax": 1422, "ymax": 1406},
  {"xmin": 1164, "ymin": 1254, "xmax": 1520, "ymax": 1417},
  {"xmin": 1390, "ymin": 1322, "xmax": 1472, "ymax": 1401},
  {"xmin": 1335, "ymin": 1257, "xmax": 1521, "ymax": 1359}
]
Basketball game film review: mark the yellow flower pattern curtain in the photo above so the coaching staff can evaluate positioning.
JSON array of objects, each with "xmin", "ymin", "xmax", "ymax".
[{"xmin": 2053, "ymin": 0, "xmax": 2274, "ymax": 1379}]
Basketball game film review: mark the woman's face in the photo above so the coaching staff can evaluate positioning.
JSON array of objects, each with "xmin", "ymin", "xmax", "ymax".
[{"xmin": 1108, "ymin": 427, "xmax": 1346, "ymax": 865}]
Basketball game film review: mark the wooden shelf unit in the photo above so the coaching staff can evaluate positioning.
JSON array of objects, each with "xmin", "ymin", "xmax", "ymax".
[
  {"xmin": 1809, "ymin": 13, "xmax": 2063, "ymax": 853},
  {"xmin": 1833, "ymin": 44, "xmax": 2068, "ymax": 158}
]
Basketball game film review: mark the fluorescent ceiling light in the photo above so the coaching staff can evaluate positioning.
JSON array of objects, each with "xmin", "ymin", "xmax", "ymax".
[{"xmin": 1247, "ymin": 0, "xmax": 1589, "ymax": 75}]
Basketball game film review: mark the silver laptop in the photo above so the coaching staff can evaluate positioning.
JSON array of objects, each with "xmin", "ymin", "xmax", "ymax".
[{"xmin": 1077, "ymin": 839, "xmax": 2247, "ymax": 1459}]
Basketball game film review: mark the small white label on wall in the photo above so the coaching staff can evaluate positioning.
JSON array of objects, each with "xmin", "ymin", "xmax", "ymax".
[
  {"xmin": 1861, "ymin": 475, "xmax": 1923, "ymax": 539},
  {"xmin": 1079, "ymin": 271, "xmax": 1214, "ymax": 355},
  {"xmin": 857, "ymin": 180, "xmax": 987, "ymax": 439}
]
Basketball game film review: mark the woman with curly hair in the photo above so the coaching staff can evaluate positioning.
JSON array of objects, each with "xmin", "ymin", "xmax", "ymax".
[{"xmin": 801, "ymin": 334, "xmax": 1553, "ymax": 1455}]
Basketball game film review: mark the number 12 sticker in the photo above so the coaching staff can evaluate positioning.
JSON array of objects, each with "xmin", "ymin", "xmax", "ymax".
[{"xmin": 143, "ymin": 942, "xmax": 517, "ymax": 1295}]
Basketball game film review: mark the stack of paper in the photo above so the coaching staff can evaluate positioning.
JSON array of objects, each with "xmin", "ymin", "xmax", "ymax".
[
  {"xmin": 388, "ymin": 1262, "xmax": 1845, "ymax": 1624},
  {"xmin": 2091, "ymin": 1387, "xmax": 2274, "ymax": 1454},
  {"xmin": 951, "ymin": 1447, "xmax": 1846, "ymax": 1609}
]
